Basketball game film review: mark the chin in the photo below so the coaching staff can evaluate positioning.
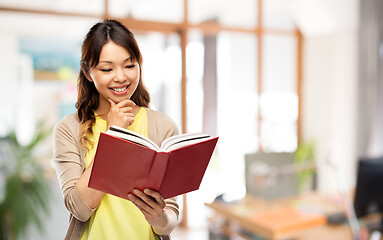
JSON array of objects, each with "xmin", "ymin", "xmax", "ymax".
[{"xmin": 115, "ymin": 95, "xmax": 133, "ymax": 103}]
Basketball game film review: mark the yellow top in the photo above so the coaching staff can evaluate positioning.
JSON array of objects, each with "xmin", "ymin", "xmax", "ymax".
[{"xmin": 81, "ymin": 107, "xmax": 159, "ymax": 240}]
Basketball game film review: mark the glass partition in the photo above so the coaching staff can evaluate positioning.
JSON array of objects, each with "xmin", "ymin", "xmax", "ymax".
[
  {"xmin": 135, "ymin": 32, "xmax": 182, "ymax": 129},
  {"xmin": 261, "ymin": 34, "xmax": 298, "ymax": 152},
  {"xmin": 184, "ymin": 30, "xmax": 258, "ymax": 228},
  {"xmin": 186, "ymin": 29, "xmax": 205, "ymax": 133},
  {"xmin": 216, "ymin": 31, "xmax": 258, "ymax": 194}
]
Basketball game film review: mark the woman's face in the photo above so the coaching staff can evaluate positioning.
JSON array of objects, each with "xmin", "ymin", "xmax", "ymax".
[{"xmin": 88, "ymin": 41, "xmax": 140, "ymax": 105}]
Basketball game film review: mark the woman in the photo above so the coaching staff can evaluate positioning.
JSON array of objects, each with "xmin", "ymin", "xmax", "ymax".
[{"xmin": 53, "ymin": 19, "xmax": 179, "ymax": 240}]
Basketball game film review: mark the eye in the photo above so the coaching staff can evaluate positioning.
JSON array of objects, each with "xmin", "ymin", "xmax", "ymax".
[
  {"xmin": 125, "ymin": 65, "xmax": 136, "ymax": 69},
  {"xmin": 100, "ymin": 69, "xmax": 112, "ymax": 72}
]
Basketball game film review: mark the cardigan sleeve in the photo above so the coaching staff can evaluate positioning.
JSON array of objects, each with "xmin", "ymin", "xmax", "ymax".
[
  {"xmin": 52, "ymin": 115, "xmax": 95, "ymax": 222},
  {"xmin": 147, "ymin": 109, "xmax": 180, "ymax": 146}
]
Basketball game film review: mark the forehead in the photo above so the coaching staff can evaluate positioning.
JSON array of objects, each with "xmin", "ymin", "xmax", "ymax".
[{"xmin": 99, "ymin": 41, "xmax": 132, "ymax": 62}]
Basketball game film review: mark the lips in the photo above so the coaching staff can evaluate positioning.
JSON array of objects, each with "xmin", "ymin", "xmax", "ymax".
[{"xmin": 109, "ymin": 84, "xmax": 130, "ymax": 95}]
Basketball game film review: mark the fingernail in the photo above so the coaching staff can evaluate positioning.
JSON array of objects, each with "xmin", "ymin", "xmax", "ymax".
[
  {"xmin": 133, "ymin": 189, "xmax": 139, "ymax": 194},
  {"xmin": 128, "ymin": 194, "xmax": 133, "ymax": 199}
]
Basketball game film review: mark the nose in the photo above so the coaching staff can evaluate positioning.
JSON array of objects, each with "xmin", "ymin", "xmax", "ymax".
[{"xmin": 114, "ymin": 67, "xmax": 127, "ymax": 82}]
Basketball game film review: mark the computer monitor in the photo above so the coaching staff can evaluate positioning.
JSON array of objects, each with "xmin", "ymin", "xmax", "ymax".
[{"xmin": 354, "ymin": 156, "xmax": 383, "ymax": 232}]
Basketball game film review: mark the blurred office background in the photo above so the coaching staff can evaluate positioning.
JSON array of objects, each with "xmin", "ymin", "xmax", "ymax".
[{"xmin": 0, "ymin": 0, "xmax": 381, "ymax": 239}]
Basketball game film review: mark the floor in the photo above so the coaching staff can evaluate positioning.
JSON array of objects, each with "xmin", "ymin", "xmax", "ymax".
[
  {"xmin": 172, "ymin": 226, "xmax": 210, "ymax": 240},
  {"xmin": 170, "ymin": 190, "xmax": 216, "ymax": 240}
]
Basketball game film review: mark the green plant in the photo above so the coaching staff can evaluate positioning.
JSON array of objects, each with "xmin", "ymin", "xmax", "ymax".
[
  {"xmin": 0, "ymin": 122, "xmax": 52, "ymax": 240},
  {"xmin": 294, "ymin": 140, "xmax": 316, "ymax": 193}
]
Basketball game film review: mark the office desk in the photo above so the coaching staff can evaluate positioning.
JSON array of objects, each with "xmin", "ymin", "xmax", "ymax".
[{"xmin": 205, "ymin": 192, "xmax": 355, "ymax": 240}]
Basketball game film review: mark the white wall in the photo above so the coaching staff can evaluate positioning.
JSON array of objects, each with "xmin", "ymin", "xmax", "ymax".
[{"xmin": 299, "ymin": 0, "xmax": 359, "ymax": 192}]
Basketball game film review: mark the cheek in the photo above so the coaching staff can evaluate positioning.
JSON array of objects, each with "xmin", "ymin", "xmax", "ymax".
[
  {"xmin": 128, "ymin": 70, "xmax": 139, "ymax": 82},
  {"xmin": 90, "ymin": 75, "xmax": 108, "ymax": 91},
  {"xmin": 130, "ymin": 74, "xmax": 140, "ymax": 94}
]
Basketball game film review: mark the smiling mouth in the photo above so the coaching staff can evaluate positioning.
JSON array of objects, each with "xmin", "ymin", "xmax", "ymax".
[
  {"xmin": 112, "ymin": 86, "xmax": 128, "ymax": 92},
  {"xmin": 109, "ymin": 85, "xmax": 130, "ymax": 93}
]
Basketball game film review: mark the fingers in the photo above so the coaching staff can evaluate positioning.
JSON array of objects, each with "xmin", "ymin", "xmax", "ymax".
[
  {"xmin": 129, "ymin": 189, "xmax": 171, "ymax": 230},
  {"xmin": 128, "ymin": 189, "xmax": 166, "ymax": 214},
  {"xmin": 117, "ymin": 107, "xmax": 134, "ymax": 114},
  {"xmin": 109, "ymin": 100, "xmax": 135, "ymax": 119},
  {"xmin": 108, "ymin": 108, "xmax": 134, "ymax": 122},
  {"xmin": 107, "ymin": 99, "xmax": 136, "ymax": 129},
  {"xmin": 109, "ymin": 99, "xmax": 135, "ymax": 111},
  {"xmin": 130, "ymin": 198, "xmax": 151, "ymax": 217},
  {"xmin": 128, "ymin": 193, "xmax": 153, "ymax": 216},
  {"xmin": 115, "ymin": 99, "xmax": 136, "ymax": 108},
  {"xmin": 144, "ymin": 189, "xmax": 166, "ymax": 209}
]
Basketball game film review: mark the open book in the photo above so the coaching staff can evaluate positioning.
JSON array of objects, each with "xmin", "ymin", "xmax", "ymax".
[
  {"xmin": 107, "ymin": 126, "xmax": 212, "ymax": 152},
  {"xmin": 88, "ymin": 126, "xmax": 219, "ymax": 199}
]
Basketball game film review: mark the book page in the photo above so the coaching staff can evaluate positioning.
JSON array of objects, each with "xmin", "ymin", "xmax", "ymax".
[
  {"xmin": 106, "ymin": 126, "xmax": 160, "ymax": 151},
  {"xmin": 161, "ymin": 133, "xmax": 210, "ymax": 152}
]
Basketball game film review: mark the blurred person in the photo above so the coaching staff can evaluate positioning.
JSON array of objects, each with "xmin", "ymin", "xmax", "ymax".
[{"xmin": 52, "ymin": 19, "xmax": 179, "ymax": 240}]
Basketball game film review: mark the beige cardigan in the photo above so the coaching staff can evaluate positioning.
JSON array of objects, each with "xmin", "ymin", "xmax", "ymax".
[{"xmin": 52, "ymin": 108, "xmax": 180, "ymax": 240}]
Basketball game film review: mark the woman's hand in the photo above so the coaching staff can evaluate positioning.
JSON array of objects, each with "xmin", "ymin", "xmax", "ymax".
[
  {"xmin": 128, "ymin": 189, "xmax": 176, "ymax": 235},
  {"xmin": 106, "ymin": 99, "xmax": 136, "ymax": 130}
]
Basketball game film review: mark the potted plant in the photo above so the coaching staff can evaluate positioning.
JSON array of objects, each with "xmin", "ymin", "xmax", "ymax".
[
  {"xmin": 0, "ymin": 122, "xmax": 52, "ymax": 240},
  {"xmin": 294, "ymin": 140, "xmax": 316, "ymax": 193}
]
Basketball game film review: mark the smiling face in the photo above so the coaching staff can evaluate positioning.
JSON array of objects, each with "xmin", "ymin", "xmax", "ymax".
[{"xmin": 88, "ymin": 41, "xmax": 140, "ymax": 112}]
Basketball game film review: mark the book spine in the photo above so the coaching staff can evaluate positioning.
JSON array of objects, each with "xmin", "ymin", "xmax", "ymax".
[{"xmin": 146, "ymin": 152, "xmax": 169, "ymax": 192}]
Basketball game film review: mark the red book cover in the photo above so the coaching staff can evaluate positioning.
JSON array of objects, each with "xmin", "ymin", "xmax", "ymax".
[{"xmin": 88, "ymin": 132, "xmax": 218, "ymax": 199}]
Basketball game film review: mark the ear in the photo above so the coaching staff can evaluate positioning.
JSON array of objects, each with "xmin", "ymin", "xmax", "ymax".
[{"xmin": 81, "ymin": 61, "xmax": 93, "ymax": 82}]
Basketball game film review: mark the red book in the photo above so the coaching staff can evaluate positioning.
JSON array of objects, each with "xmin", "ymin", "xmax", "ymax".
[{"xmin": 88, "ymin": 126, "xmax": 219, "ymax": 199}]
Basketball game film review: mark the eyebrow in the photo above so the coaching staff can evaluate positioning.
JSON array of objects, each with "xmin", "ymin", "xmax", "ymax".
[{"xmin": 99, "ymin": 57, "xmax": 132, "ymax": 64}]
